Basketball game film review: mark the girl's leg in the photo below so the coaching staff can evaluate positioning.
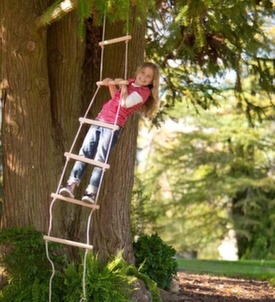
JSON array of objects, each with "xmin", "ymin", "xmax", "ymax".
[
  {"xmin": 68, "ymin": 125, "xmax": 100, "ymax": 186},
  {"xmin": 85, "ymin": 127, "xmax": 122, "ymax": 195}
]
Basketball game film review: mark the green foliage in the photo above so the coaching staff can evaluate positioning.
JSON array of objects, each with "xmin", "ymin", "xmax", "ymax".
[
  {"xmin": 0, "ymin": 228, "xmax": 161, "ymax": 302},
  {"xmin": 64, "ymin": 251, "xmax": 137, "ymax": 302},
  {"xmin": 133, "ymin": 233, "xmax": 178, "ymax": 289},
  {"xmin": 0, "ymin": 218, "xmax": 144, "ymax": 301},
  {"xmin": 147, "ymin": 0, "xmax": 275, "ymax": 122},
  {"xmin": 0, "ymin": 226, "xmax": 67, "ymax": 302},
  {"xmin": 37, "ymin": 0, "xmax": 155, "ymax": 39},
  {"xmin": 134, "ymin": 88, "xmax": 274, "ymax": 259},
  {"xmin": 233, "ymin": 187, "xmax": 275, "ymax": 260}
]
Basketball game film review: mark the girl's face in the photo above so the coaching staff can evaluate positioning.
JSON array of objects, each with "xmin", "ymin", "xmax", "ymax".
[{"xmin": 135, "ymin": 67, "xmax": 154, "ymax": 87}]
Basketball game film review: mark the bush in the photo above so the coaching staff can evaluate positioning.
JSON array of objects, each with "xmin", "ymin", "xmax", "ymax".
[
  {"xmin": 133, "ymin": 233, "xmax": 178, "ymax": 290},
  {"xmin": 64, "ymin": 251, "xmax": 137, "ymax": 302},
  {"xmin": 0, "ymin": 226, "xmax": 67, "ymax": 302},
  {"xmin": 0, "ymin": 227, "xmax": 163, "ymax": 301}
]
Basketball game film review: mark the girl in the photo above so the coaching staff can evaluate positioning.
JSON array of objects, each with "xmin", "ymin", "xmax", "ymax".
[{"xmin": 60, "ymin": 62, "xmax": 160, "ymax": 203}]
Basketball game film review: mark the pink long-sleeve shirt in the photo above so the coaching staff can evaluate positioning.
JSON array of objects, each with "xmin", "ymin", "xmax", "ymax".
[{"xmin": 96, "ymin": 79, "xmax": 151, "ymax": 127}]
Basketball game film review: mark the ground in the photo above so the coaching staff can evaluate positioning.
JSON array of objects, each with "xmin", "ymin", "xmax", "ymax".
[
  {"xmin": 160, "ymin": 272, "xmax": 275, "ymax": 302},
  {"xmin": 1, "ymin": 268, "xmax": 275, "ymax": 301}
]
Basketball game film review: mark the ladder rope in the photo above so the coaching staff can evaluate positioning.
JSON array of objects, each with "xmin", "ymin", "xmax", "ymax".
[
  {"xmin": 45, "ymin": 241, "xmax": 55, "ymax": 302},
  {"xmin": 80, "ymin": 9, "xmax": 131, "ymax": 295},
  {"xmin": 81, "ymin": 209, "xmax": 94, "ymax": 301},
  {"xmin": 46, "ymin": 6, "xmax": 131, "ymax": 301},
  {"xmin": 95, "ymin": 9, "xmax": 130, "ymax": 203},
  {"xmin": 99, "ymin": 13, "xmax": 107, "ymax": 81},
  {"xmin": 124, "ymin": 1, "xmax": 130, "ymax": 80}
]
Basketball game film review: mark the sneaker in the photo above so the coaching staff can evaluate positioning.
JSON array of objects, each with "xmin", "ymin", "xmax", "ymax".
[
  {"xmin": 82, "ymin": 194, "xmax": 96, "ymax": 204},
  {"xmin": 59, "ymin": 185, "xmax": 74, "ymax": 199}
]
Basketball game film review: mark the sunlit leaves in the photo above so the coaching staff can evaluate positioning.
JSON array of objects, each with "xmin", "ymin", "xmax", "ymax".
[{"xmin": 147, "ymin": 0, "xmax": 275, "ymax": 121}]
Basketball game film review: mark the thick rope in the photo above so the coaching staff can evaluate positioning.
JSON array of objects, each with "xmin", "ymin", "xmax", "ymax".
[
  {"xmin": 96, "ymin": 8, "xmax": 130, "ymax": 200},
  {"xmin": 45, "ymin": 242, "xmax": 55, "ymax": 302},
  {"xmin": 80, "ymin": 209, "xmax": 94, "ymax": 301},
  {"xmin": 99, "ymin": 14, "xmax": 107, "ymax": 81},
  {"xmin": 79, "ymin": 13, "xmax": 109, "ymax": 300},
  {"xmin": 46, "ymin": 5, "xmax": 131, "ymax": 301}
]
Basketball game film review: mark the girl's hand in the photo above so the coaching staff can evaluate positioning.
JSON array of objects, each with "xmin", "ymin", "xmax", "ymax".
[
  {"xmin": 114, "ymin": 78, "xmax": 124, "ymax": 87},
  {"xmin": 102, "ymin": 78, "xmax": 113, "ymax": 86}
]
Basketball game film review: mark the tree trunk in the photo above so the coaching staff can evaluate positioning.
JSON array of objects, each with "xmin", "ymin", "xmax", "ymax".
[
  {"xmin": 1, "ymin": 1, "xmax": 146, "ymax": 264},
  {"xmin": 0, "ymin": 0, "xmax": 56, "ymax": 231},
  {"xmin": 46, "ymin": 7, "xmax": 86, "ymax": 242}
]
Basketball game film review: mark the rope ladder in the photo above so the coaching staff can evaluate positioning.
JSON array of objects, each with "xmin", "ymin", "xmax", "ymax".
[{"xmin": 44, "ymin": 12, "xmax": 131, "ymax": 302}]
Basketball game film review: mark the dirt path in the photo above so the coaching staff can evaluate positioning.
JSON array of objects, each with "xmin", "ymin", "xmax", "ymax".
[{"xmin": 160, "ymin": 272, "xmax": 275, "ymax": 302}]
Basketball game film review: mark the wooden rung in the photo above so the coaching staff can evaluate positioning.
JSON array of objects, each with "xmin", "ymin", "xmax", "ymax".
[
  {"xmin": 96, "ymin": 80, "xmax": 129, "ymax": 86},
  {"xmin": 79, "ymin": 118, "xmax": 119, "ymax": 131},
  {"xmin": 99, "ymin": 35, "xmax": 132, "ymax": 46},
  {"xmin": 64, "ymin": 152, "xmax": 110, "ymax": 169},
  {"xmin": 44, "ymin": 235, "xmax": 93, "ymax": 250},
  {"xmin": 51, "ymin": 193, "xmax": 100, "ymax": 209}
]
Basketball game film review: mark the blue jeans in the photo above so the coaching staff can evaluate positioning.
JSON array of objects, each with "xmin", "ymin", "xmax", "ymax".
[{"xmin": 68, "ymin": 124, "xmax": 122, "ymax": 194}]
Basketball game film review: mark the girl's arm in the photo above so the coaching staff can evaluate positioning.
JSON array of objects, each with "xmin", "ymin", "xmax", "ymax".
[
  {"xmin": 108, "ymin": 84, "xmax": 118, "ymax": 98},
  {"xmin": 121, "ymin": 86, "xmax": 144, "ymax": 108},
  {"xmin": 120, "ymin": 84, "xmax": 129, "ymax": 107}
]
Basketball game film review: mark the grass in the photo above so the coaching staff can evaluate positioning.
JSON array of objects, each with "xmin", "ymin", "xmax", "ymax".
[{"xmin": 176, "ymin": 258, "xmax": 275, "ymax": 283}]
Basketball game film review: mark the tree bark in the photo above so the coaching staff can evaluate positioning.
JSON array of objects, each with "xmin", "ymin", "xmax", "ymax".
[
  {"xmin": 46, "ymin": 7, "xmax": 86, "ymax": 242},
  {"xmin": 1, "ymin": 0, "xmax": 55, "ymax": 231}
]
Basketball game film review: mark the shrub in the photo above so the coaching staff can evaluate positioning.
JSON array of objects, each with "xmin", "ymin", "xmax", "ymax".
[
  {"xmin": 0, "ymin": 227, "xmax": 163, "ymax": 301},
  {"xmin": 64, "ymin": 251, "xmax": 137, "ymax": 302},
  {"xmin": 133, "ymin": 233, "xmax": 178, "ymax": 290},
  {"xmin": 0, "ymin": 226, "xmax": 67, "ymax": 302}
]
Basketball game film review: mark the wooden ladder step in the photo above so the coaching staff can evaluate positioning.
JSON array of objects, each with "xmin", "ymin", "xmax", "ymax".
[
  {"xmin": 79, "ymin": 118, "xmax": 119, "ymax": 131},
  {"xmin": 64, "ymin": 152, "xmax": 110, "ymax": 169},
  {"xmin": 51, "ymin": 193, "xmax": 100, "ymax": 209},
  {"xmin": 44, "ymin": 235, "xmax": 93, "ymax": 250},
  {"xmin": 99, "ymin": 35, "xmax": 132, "ymax": 46},
  {"xmin": 96, "ymin": 80, "xmax": 129, "ymax": 86}
]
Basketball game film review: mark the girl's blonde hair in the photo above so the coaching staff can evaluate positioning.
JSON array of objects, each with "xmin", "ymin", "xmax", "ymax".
[{"xmin": 136, "ymin": 62, "xmax": 160, "ymax": 118}]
